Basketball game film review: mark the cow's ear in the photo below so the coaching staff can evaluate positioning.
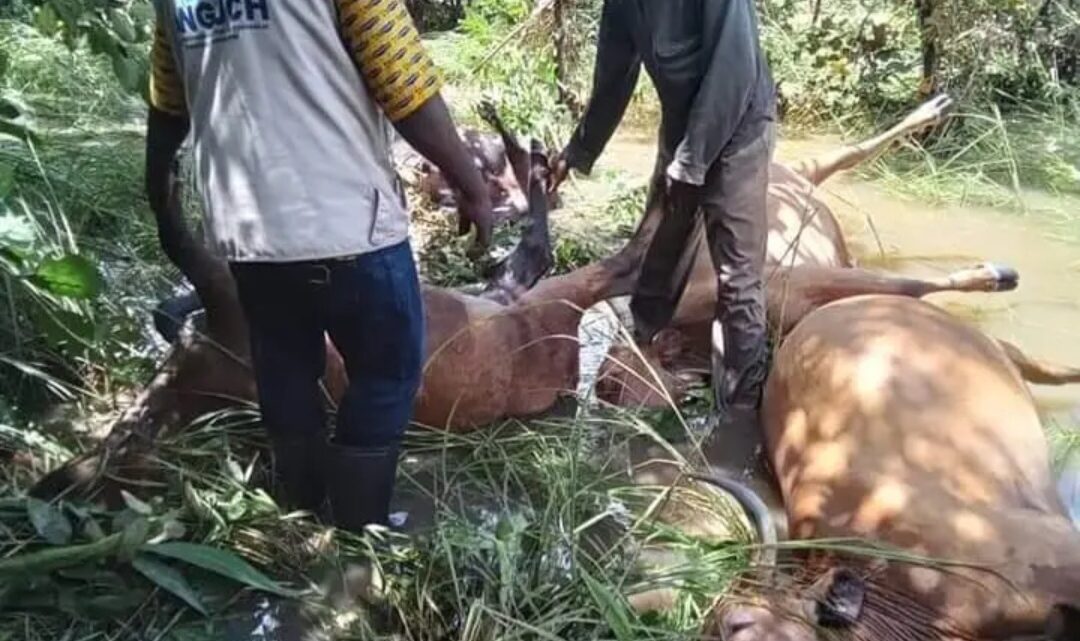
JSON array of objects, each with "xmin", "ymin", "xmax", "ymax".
[
  {"xmin": 1046, "ymin": 604, "xmax": 1080, "ymax": 641},
  {"xmin": 806, "ymin": 568, "xmax": 865, "ymax": 628}
]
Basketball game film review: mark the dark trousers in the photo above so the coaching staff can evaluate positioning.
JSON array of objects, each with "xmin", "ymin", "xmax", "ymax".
[
  {"xmin": 230, "ymin": 241, "xmax": 425, "ymax": 450},
  {"xmin": 630, "ymin": 124, "xmax": 775, "ymax": 409}
]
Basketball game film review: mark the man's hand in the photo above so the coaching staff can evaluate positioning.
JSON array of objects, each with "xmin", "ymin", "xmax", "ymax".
[
  {"xmin": 666, "ymin": 177, "xmax": 703, "ymax": 216},
  {"xmin": 547, "ymin": 149, "xmax": 571, "ymax": 194},
  {"xmin": 392, "ymin": 94, "xmax": 494, "ymax": 259},
  {"xmin": 457, "ymin": 188, "xmax": 494, "ymax": 258}
]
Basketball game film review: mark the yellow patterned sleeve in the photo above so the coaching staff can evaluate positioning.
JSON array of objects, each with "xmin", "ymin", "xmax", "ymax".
[
  {"xmin": 336, "ymin": 0, "xmax": 444, "ymax": 122},
  {"xmin": 149, "ymin": 21, "xmax": 188, "ymax": 116}
]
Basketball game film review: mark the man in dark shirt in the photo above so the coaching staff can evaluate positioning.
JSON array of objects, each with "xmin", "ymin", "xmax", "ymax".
[{"xmin": 549, "ymin": 0, "xmax": 777, "ymax": 459}]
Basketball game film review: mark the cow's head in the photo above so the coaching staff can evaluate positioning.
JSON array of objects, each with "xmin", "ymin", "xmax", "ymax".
[
  {"xmin": 695, "ymin": 476, "xmax": 874, "ymax": 641},
  {"xmin": 407, "ymin": 127, "xmax": 561, "ymax": 222},
  {"xmin": 595, "ymin": 329, "xmax": 693, "ymax": 408},
  {"xmin": 698, "ymin": 478, "xmax": 1080, "ymax": 641},
  {"xmin": 703, "ymin": 569, "xmax": 868, "ymax": 641}
]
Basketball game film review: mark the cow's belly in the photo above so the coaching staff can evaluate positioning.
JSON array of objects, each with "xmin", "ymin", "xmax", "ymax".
[
  {"xmin": 762, "ymin": 295, "xmax": 1071, "ymax": 634},
  {"xmin": 764, "ymin": 295, "xmax": 1059, "ymax": 523},
  {"xmin": 411, "ymin": 289, "xmax": 515, "ymax": 430},
  {"xmin": 766, "ymin": 166, "xmax": 852, "ymax": 269}
]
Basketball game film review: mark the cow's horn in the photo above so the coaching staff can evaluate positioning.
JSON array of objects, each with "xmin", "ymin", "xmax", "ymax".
[{"xmin": 689, "ymin": 473, "xmax": 778, "ymax": 569}]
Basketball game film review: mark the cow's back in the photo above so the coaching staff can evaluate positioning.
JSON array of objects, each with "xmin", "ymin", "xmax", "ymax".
[{"xmin": 762, "ymin": 294, "xmax": 1080, "ymax": 636}]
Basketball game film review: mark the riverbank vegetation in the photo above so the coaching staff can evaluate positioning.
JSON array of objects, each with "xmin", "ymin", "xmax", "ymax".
[{"xmin": 1, "ymin": 0, "xmax": 1078, "ymax": 638}]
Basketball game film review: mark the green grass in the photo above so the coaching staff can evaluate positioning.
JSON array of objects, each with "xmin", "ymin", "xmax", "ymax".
[
  {"xmin": 1047, "ymin": 417, "xmax": 1080, "ymax": 474},
  {"xmin": 864, "ymin": 97, "xmax": 1080, "ymax": 208},
  {"xmin": 0, "ymin": 20, "xmax": 174, "ymax": 421},
  {"xmin": 0, "ymin": 408, "xmax": 757, "ymax": 641}
]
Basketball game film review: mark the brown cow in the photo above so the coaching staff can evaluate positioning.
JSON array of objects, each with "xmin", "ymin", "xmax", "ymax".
[
  {"xmin": 30, "ymin": 110, "xmax": 658, "ymax": 501},
  {"xmin": 698, "ymin": 295, "xmax": 1080, "ymax": 641}
]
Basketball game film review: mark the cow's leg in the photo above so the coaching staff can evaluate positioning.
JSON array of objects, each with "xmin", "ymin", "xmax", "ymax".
[
  {"xmin": 768, "ymin": 262, "xmax": 1019, "ymax": 334},
  {"xmin": 794, "ymin": 94, "xmax": 953, "ymax": 186},
  {"xmin": 479, "ymin": 140, "xmax": 555, "ymax": 304},
  {"xmin": 477, "ymin": 100, "xmax": 531, "ymax": 201},
  {"xmin": 995, "ymin": 339, "xmax": 1080, "ymax": 385}
]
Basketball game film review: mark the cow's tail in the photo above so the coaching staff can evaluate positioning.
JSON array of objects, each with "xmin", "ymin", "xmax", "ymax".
[{"xmin": 997, "ymin": 338, "xmax": 1080, "ymax": 385}]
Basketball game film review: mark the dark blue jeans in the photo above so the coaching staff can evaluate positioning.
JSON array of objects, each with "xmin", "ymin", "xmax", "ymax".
[{"xmin": 230, "ymin": 241, "xmax": 425, "ymax": 449}]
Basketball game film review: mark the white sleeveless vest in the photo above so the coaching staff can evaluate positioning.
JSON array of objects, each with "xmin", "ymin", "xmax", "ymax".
[{"xmin": 155, "ymin": 0, "xmax": 409, "ymax": 262}]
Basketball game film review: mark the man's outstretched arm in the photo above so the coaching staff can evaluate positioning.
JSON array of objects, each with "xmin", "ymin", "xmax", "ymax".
[
  {"xmin": 554, "ymin": 0, "xmax": 640, "ymax": 186},
  {"xmin": 337, "ymin": 0, "xmax": 492, "ymax": 247}
]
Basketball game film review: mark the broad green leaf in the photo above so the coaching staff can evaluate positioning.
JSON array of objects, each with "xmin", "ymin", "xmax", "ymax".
[
  {"xmin": 142, "ymin": 542, "xmax": 303, "ymax": 598},
  {"xmin": 109, "ymin": 10, "xmax": 136, "ymax": 42},
  {"xmin": 49, "ymin": 0, "xmax": 84, "ymax": 32},
  {"xmin": 0, "ymin": 49, "xmax": 8, "ymax": 80},
  {"xmin": 119, "ymin": 516, "xmax": 152, "ymax": 561},
  {"xmin": 84, "ymin": 591, "xmax": 147, "ymax": 618},
  {"xmin": 27, "ymin": 498, "xmax": 73, "ymax": 545},
  {"xmin": 86, "ymin": 24, "xmax": 118, "ymax": 58},
  {"xmin": 31, "ymin": 255, "xmax": 105, "ymax": 299},
  {"xmin": 82, "ymin": 516, "xmax": 106, "ymax": 541},
  {"xmin": 0, "ymin": 533, "xmax": 124, "ymax": 576},
  {"xmin": 581, "ymin": 569, "xmax": 635, "ymax": 641},
  {"xmin": 112, "ymin": 53, "xmax": 143, "ymax": 95},
  {"xmin": 132, "ymin": 554, "xmax": 209, "ymax": 616}
]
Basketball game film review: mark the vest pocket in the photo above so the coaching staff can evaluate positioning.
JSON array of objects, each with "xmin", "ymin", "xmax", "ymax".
[{"xmin": 368, "ymin": 187, "xmax": 409, "ymax": 247}]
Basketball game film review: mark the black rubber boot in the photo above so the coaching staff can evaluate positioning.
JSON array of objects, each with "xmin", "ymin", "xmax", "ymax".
[
  {"xmin": 269, "ymin": 436, "xmax": 327, "ymax": 516},
  {"xmin": 326, "ymin": 442, "xmax": 400, "ymax": 533}
]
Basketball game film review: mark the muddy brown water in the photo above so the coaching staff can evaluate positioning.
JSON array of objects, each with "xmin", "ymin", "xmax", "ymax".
[{"xmin": 567, "ymin": 131, "xmax": 1080, "ymax": 423}]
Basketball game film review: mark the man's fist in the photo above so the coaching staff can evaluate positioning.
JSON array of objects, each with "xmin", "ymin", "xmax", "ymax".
[
  {"xmin": 457, "ymin": 188, "xmax": 494, "ymax": 259},
  {"xmin": 547, "ymin": 149, "xmax": 571, "ymax": 194}
]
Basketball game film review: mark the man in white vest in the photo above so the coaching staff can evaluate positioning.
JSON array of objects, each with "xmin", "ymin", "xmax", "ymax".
[{"xmin": 144, "ymin": 0, "xmax": 493, "ymax": 532}]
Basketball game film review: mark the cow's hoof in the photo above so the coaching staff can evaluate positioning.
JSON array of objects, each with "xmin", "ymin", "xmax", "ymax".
[{"xmin": 982, "ymin": 262, "xmax": 1019, "ymax": 291}]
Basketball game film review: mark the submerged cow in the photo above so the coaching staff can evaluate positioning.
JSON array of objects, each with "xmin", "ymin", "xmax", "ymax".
[{"xmin": 699, "ymin": 295, "xmax": 1080, "ymax": 641}]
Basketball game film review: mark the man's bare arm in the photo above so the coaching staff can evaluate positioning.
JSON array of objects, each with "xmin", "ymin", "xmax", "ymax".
[
  {"xmin": 393, "ymin": 94, "xmax": 492, "ymax": 246},
  {"xmin": 144, "ymin": 107, "xmax": 193, "ymax": 269},
  {"xmin": 335, "ymin": 0, "xmax": 492, "ymax": 248}
]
